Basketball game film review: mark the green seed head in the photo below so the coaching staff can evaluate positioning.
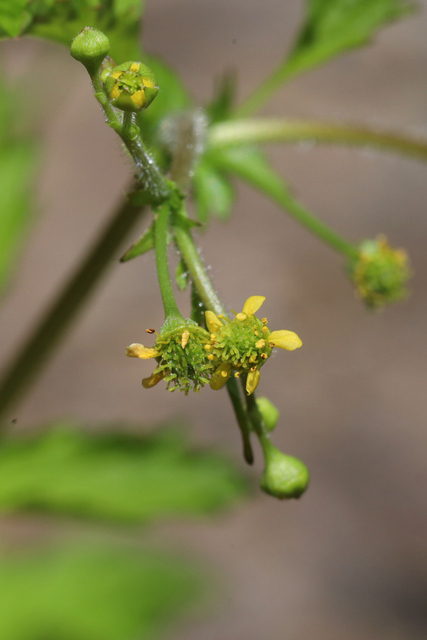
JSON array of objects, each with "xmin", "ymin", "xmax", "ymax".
[
  {"xmin": 211, "ymin": 314, "xmax": 272, "ymax": 372},
  {"xmin": 153, "ymin": 318, "xmax": 215, "ymax": 394},
  {"xmin": 70, "ymin": 27, "xmax": 110, "ymax": 75},
  {"xmin": 348, "ymin": 236, "xmax": 411, "ymax": 309}
]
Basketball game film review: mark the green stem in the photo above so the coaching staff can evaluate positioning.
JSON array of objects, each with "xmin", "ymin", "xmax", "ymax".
[
  {"xmin": 234, "ymin": 67, "xmax": 296, "ymax": 119},
  {"xmin": 209, "ymin": 118, "xmax": 427, "ymax": 162},
  {"xmin": 211, "ymin": 148, "xmax": 357, "ymax": 259},
  {"xmin": 0, "ymin": 185, "xmax": 148, "ymax": 425},
  {"xmin": 173, "ymin": 221, "xmax": 223, "ymax": 315},
  {"xmin": 154, "ymin": 203, "xmax": 183, "ymax": 319},
  {"xmin": 92, "ymin": 72, "xmax": 170, "ymax": 204},
  {"xmin": 226, "ymin": 376, "xmax": 254, "ymax": 464}
]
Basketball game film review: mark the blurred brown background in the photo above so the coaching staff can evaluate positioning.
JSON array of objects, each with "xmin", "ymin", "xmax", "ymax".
[{"xmin": 1, "ymin": 1, "xmax": 427, "ymax": 638}]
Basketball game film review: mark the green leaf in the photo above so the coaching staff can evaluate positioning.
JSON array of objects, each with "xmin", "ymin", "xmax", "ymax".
[
  {"xmin": 0, "ymin": 542, "xmax": 203, "ymax": 640},
  {"xmin": 209, "ymin": 146, "xmax": 288, "ymax": 205},
  {"xmin": 237, "ymin": 0, "xmax": 414, "ymax": 115},
  {"xmin": 120, "ymin": 223, "xmax": 154, "ymax": 261},
  {"xmin": 0, "ymin": 78, "xmax": 37, "ymax": 296},
  {"xmin": 205, "ymin": 71, "xmax": 237, "ymax": 124},
  {"xmin": 0, "ymin": 425, "xmax": 248, "ymax": 522},
  {"xmin": 0, "ymin": 0, "xmax": 146, "ymax": 61},
  {"xmin": 192, "ymin": 158, "xmax": 234, "ymax": 224},
  {"xmin": 285, "ymin": 0, "xmax": 414, "ymax": 78}
]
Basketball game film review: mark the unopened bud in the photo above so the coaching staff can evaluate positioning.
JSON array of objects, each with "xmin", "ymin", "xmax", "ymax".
[
  {"xmin": 70, "ymin": 27, "xmax": 110, "ymax": 75},
  {"xmin": 260, "ymin": 438, "xmax": 309, "ymax": 500},
  {"xmin": 256, "ymin": 396, "xmax": 279, "ymax": 432}
]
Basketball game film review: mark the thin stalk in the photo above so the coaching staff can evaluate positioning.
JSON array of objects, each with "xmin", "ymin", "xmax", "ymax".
[
  {"xmin": 209, "ymin": 118, "xmax": 427, "ymax": 162},
  {"xmin": 212, "ymin": 147, "xmax": 357, "ymax": 259},
  {"xmin": 154, "ymin": 203, "xmax": 183, "ymax": 319},
  {"xmin": 0, "ymin": 185, "xmax": 148, "ymax": 425}
]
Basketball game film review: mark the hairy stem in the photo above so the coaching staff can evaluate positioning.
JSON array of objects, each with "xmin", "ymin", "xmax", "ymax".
[
  {"xmin": 209, "ymin": 118, "xmax": 427, "ymax": 162},
  {"xmin": 0, "ymin": 186, "xmax": 148, "ymax": 425},
  {"xmin": 154, "ymin": 202, "xmax": 183, "ymax": 319}
]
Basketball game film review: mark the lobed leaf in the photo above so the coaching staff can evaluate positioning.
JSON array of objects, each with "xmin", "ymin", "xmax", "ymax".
[{"xmin": 0, "ymin": 424, "xmax": 249, "ymax": 522}]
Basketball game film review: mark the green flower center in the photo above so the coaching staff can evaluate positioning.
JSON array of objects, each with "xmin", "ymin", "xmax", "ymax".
[{"xmin": 211, "ymin": 315, "xmax": 272, "ymax": 371}]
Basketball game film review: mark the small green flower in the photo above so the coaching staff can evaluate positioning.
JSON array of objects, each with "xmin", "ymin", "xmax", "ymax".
[
  {"xmin": 126, "ymin": 317, "xmax": 214, "ymax": 394},
  {"xmin": 348, "ymin": 235, "xmax": 411, "ymax": 308},
  {"xmin": 205, "ymin": 296, "xmax": 302, "ymax": 395},
  {"xmin": 102, "ymin": 61, "xmax": 158, "ymax": 112}
]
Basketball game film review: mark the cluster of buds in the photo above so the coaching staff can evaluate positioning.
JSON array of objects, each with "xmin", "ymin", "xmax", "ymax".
[
  {"xmin": 348, "ymin": 236, "xmax": 411, "ymax": 309},
  {"xmin": 71, "ymin": 27, "xmax": 158, "ymax": 113}
]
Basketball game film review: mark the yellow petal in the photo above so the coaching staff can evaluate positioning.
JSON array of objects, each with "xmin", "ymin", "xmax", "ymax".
[
  {"xmin": 129, "ymin": 62, "xmax": 140, "ymax": 72},
  {"xmin": 126, "ymin": 343, "xmax": 159, "ymax": 359},
  {"xmin": 110, "ymin": 84, "xmax": 121, "ymax": 100},
  {"xmin": 142, "ymin": 371, "xmax": 164, "ymax": 388},
  {"xmin": 268, "ymin": 330, "xmax": 302, "ymax": 351},
  {"xmin": 210, "ymin": 363, "xmax": 232, "ymax": 390},
  {"xmin": 142, "ymin": 76, "xmax": 155, "ymax": 88},
  {"xmin": 205, "ymin": 310, "xmax": 223, "ymax": 334},
  {"xmin": 243, "ymin": 296, "xmax": 266, "ymax": 316},
  {"xmin": 131, "ymin": 90, "xmax": 145, "ymax": 109},
  {"xmin": 246, "ymin": 369, "xmax": 261, "ymax": 395},
  {"xmin": 110, "ymin": 70, "xmax": 123, "ymax": 80}
]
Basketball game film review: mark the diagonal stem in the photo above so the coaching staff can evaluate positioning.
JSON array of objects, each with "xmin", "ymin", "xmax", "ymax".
[{"xmin": 0, "ymin": 184, "xmax": 148, "ymax": 426}]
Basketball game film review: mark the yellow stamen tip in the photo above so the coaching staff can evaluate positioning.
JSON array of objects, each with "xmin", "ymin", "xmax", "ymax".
[
  {"xmin": 262, "ymin": 326, "xmax": 269, "ymax": 333},
  {"xmin": 181, "ymin": 330, "xmax": 190, "ymax": 349},
  {"xmin": 236, "ymin": 313, "xmax": 247, "ymax": 321},
  {"xmin": 255, "ymin": 339, "xmax": 266, "ymax": 349}
]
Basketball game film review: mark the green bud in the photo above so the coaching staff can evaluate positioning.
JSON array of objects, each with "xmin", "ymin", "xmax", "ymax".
[
  {"xmin": 256, "ymin": 396, "xmax": 279, "ymax": 432},
  {"xmin": 260, "ymin": 438, "xmax": 309, "ymax": 500},
  {"xmin": 70, "ymin": 27, "xmax": 110, "ymax": 75},
  {"xmin": 348, "ymin": 235, "xmax": 411, "ymax": 309},
  {"xmin": 102, "ymin": 61, "xmax": 159, "ymax": 112}
]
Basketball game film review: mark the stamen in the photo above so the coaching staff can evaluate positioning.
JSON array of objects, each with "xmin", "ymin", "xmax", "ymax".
[
  {"xmin": 145, "ymin": 328, "xmax": 155, "ymax": 334},
  {"xmin": 236, "ymin": 312, "xmax": 247, "ymax": 321},
  {"xmin": 255, "ymin": 339, "xmax": 266, "ymax": 349}
]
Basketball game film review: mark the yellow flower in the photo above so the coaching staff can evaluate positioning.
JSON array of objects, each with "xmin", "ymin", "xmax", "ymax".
[
  {"xmin": 206, "ymin": 296, "xmax": 302, "ymax": 396},
  {"xmin": 126, "ymin": 318, "xmax": 215, "ymax": 394}
]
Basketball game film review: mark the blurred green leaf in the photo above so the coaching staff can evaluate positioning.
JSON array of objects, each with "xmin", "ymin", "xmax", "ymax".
[
  {"xmin": 192, "ymin": 158, "xmax": 234, "ymax": 224},
  {"xmin": 0, "ymin": 0, "xmax": 145, "ymax": 61},
  {"xmin": 0, "ymin": 542, "xmax": 203, "ymax": 640},
  {"xmin": 278, "ymin": 0, "xmax": 413, "ymax": 83},
  {"xmin": 0, "ymin": 78, "xmax": 37, "ymax": 296},
  {"xmin": 0, "ymin": 425, "xmax": 248, "ymax": 522},
  {"xmin": 206, "ymin": 71, "xmax": 237, "ymax": 124},
  {"xmin": 209, "ymin": 146, "xmax": 288, "ymax": 204}
]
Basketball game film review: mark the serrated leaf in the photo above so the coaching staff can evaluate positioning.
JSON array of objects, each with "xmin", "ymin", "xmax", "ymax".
[
  {"xmin": 0, "ymin": 425, "xmax": 248, "ymax": 522},
  {"xmin": 192, "ymin": 159, "xmax": 234, "ymax": 224},
  {"xmin": 279, "ymin": 0, "xmax": 414, "ymax": 83},
  {"xmin": 0, "ymin": 542, "xmax": 203, "ymax": 640}
]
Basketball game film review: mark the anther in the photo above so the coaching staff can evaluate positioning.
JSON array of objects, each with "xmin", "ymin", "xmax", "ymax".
[
  {"xmin": 261, "ymin": 318, "xmax": 268, "ymax": 324},
  {"xmin": 205, "ymin": 344, "xmax": 211, "ymax": 350},
  {"xmin": 261, "ymin": 326, "xmax": 269, "ymax": 333},
  {"xmin": 269, "ymin": 342, "xmax": 275, "ymax": 348},
  {"xmin": 255, "ymin": 339, "xmax": 266, "ymax": 349},
  {"xmin": 208, "ymin": 354, "xmax": 214, "ymax": 361},
  {"xmin": 181, "ymin": 330, "xmax": 190, "ymax": 349},
  {"xmin": 236, "ymin": 312, "xmax": 247, "ymax": 321},
  {"xmin": 261, "ymin": 353, "xmax": 268, "ymax": 360},
  {"xmin": 250, "ymin": 366, "xmax": 257, "ymax": 372},
  {"xmin": 145, "ymin": 328, "xmax": 155, "ymax": 334}
]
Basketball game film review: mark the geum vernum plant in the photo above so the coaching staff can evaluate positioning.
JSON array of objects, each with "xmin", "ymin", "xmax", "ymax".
[{"xmin": 0, "ymin": 0, "xmax": 424, "ymax": 502}]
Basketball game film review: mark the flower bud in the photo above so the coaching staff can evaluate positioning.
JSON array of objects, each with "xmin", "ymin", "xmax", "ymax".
[
  {"xmin": 102, "ymin": 61, "xmax": 159, "ymax": 112},
  {"xmin": 260, "ymin": 438, "xmax": 309, "ymax": 499},
  {"xmin": 348, "ymin": 235, "xmax": 411, "ymax": 309},
  {"xmin": 70, "ymin": 27, "xmax": 110, "ymax": 75},
  {"xmin": 256, "ymin": 396, "xmax": 279, "ymax": 432}
]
